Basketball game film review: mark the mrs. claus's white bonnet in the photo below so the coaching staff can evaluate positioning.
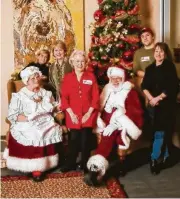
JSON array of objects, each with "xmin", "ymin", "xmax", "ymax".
[
  {"xmin": 20, "ymin": 66, "xmax": 42, "ymax": 85},
  {"xmin": 107, "ymin": 67, "xmax": 125, "ymax": 82}
]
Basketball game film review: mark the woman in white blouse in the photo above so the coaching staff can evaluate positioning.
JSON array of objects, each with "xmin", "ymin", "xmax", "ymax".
[{"xmin": 3, "ymin": 66, "xmax": 63, "ymax": 182}]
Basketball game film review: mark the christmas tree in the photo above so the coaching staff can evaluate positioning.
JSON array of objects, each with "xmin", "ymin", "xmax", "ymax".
[{"xmin": 88, "ymin": 0, "xmax": 142, "ymax": 86}]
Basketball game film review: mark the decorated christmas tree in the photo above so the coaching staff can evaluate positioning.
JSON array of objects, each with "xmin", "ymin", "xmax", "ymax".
[{"xmin": 88, "ymin": 0, "xmax": 142, "ymax": 86}]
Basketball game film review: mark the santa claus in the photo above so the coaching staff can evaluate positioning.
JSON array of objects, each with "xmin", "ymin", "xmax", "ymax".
[{"xmin": 84, "ymin": 67, "xmax": 143, "ymax": 186}]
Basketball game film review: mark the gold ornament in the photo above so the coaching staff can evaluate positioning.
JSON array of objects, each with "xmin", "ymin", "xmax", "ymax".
[{"xmin": 114, "ymin": 58, "xmax": 120, "ymax": 63}]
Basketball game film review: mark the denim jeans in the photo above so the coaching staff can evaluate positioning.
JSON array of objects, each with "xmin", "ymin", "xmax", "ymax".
[{"xmin": 151, "ymin": 131, "xmax": 169, "ymax": 160}]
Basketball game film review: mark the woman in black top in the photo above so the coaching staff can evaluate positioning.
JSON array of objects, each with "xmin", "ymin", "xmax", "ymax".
[
  {"xmin": 141, "ymin": 42, "xmax": 179, "ymax": 175},
  {"xmin": 19, "ymin": 49, "xmax": 50, "ymax": 79}
]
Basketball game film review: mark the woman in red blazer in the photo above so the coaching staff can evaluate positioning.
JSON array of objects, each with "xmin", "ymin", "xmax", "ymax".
[{"xmin": 60, "ymin": 50, "xmax": 100, "ymax": 173}]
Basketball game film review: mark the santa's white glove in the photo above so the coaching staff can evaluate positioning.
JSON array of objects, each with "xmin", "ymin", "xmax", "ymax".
[
  {"xmin": 97, "ymin": 116, "xmax": 106, "ymax": 129},
  {"xmin": 103, "ymin": 124, "xmax": 117, "ymax": 136}
]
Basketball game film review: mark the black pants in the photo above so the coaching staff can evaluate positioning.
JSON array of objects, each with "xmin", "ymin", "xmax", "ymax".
[{"xmin": 65, "ymin": 128, "xmax": 93, "ymax": 172}]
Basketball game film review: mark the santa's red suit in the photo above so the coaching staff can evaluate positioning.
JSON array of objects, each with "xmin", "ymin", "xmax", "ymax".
[{"xmin": 87, "ymin": 67, "xmax": 143, "ymax": 177}]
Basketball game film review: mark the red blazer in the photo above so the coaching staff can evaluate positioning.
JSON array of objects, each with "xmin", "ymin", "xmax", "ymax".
[{"xmin": 61, "ymin": 71, "xmax": 100, "ymax": 129}]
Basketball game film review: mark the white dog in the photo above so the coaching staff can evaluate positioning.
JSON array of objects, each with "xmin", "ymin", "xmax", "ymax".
[{"xmin": 13, "ymin": 0, "xmax": 75, "ymax": 67}]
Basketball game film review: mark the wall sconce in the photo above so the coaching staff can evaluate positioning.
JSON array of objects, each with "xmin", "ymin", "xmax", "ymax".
[{"xmin": 173, "ymin": 45, "xmax": 180, "ymax": 63}]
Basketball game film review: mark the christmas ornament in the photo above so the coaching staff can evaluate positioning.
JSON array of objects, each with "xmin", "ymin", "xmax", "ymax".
[
  {"xmin": 101, "ymin": 55, "xmax": 108, "ymax": 60},
  {"xmin": 128, "ymin": 4, "xmax": 139, "ymax": 15},
  {"xmin": 98, "ymin": 62, "xmax": 103, "ymax": 68},
  {"xmin": 120, "ymin": 59, "xmax": 133, "ymax": 69},
  {"xmin": 116, "ymin": 43, "xmax": 125, "ymax": 49},
  {"xmin": 114, "ymin": 58, "xmax": 120, "ymax": 63},
  {"xmin": 122, "ymin": 50, "xmax": 133, "ymax": 62},
  {"xmin": 88, "ymin": 52, "xmax": 93, "ymax": 59},
  {"xmin": 121, "ymin": 35, "xmax": 140, "ymax": 44},
  {"xmin": 91, "ymin": 61, "xmax": 99, "ymax": 67},
  {"xmin": 99, "ymin": 34, "xmax": 113, "ymax": 45},
  {"xmin": 130, "ymin": 45, "xmax": 139, "ymax": 52},
  {"xmin": 129, "ymin": 24, "xmax": 141, "ymax": 32},
  {"xmin": 114, "ymin": 10, "xmax": 128, "ymax": 21},
  {"xmin": 91, "ymin": 36, "xmax": 99, "ymax": 44},
  {"xmin": 98, "ymin": 18, "xmax": 107, "ymax": 27},
  {"xmin": 94, "ymin": 10, "xmax": 104, "ymax": 21}
]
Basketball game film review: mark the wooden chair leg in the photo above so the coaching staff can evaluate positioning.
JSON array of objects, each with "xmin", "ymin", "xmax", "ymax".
[{"xmin": 5, "ymin": 131, "xmax": 10, "ymax": 147}]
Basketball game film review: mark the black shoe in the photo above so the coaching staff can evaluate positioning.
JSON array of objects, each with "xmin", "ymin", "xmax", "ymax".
[
  {"xmin": 83, "ymin": 171, "xmax": 100, "ymax": 186},
  {"xmin": 150, "ymin": 160, "xmax": 160, "ymax": 175},
  {"xmin": 32, "ymin": 175, "xmax": 44, "ymax": 182},
  {"xmin": 119, "ymin": 168, "xmax": 126, "ymax": 177},
  {"xmin": 161, "ymin": 157, "xmax": 170, "ymax": 170},
  {"xmin": 59, "ymin": 166, "xmax": 75, "ymax": 173},
  {"xmin": 76, "ymin": 163, "xmax": 83, "ymax": 171}
]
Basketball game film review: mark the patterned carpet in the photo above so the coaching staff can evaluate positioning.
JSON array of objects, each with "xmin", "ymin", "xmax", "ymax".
[{"xmin": 1, "ymin": 172, "xmax": 127, "ymax": 198}]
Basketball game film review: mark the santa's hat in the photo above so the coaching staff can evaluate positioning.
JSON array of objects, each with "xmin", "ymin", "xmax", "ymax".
[{"xmin": 107, "ymin": 67, "xmax": 125, "ymax": 82}]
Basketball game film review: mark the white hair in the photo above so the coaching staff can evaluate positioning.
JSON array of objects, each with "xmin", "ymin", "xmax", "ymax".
[{"xmin": 69, "ymin": 49, "xmax": 86, "ymax": 67}]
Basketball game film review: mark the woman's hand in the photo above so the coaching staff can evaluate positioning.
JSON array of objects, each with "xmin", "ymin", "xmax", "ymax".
[
  {"xmin": 82, "ymin": 107, "xmax": 94, "ymax": 124},
  {"xmin": 82, "ymin": 112, "xmax": 92, "ymax": 124},
  {"xmin": 17, "ymin": 114, "xmax": 28, "ymax": 122},
  {"xmin": 149, "ymin": 96, "xmax": 162, "ymax": 107},
  {"xmin": 66, "ymin": 108, "xmax": 79, "ymax": 124},
  {"xmin": 70, "ymin": 112, "xmax": 79, "ymax": 124}
]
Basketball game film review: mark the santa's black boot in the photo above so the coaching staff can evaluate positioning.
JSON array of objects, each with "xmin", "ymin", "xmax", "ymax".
[{"xmin": 83, "ymin": 170, "xmax": 100, "ymax": 186}]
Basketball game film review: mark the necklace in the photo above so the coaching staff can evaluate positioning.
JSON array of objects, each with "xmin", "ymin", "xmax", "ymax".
[{"xmin": 23, "ymin": 88, "xmax": 43, "ymax": 103}]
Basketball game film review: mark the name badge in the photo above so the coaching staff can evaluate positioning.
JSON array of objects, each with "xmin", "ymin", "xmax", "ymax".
[
  {"xmin": 141, "ymin": 56, "xmax": 150, "ymax": 62},
  {"xmin": 83, "ymin": 80, "xmax": 92, "ymax": 85}
]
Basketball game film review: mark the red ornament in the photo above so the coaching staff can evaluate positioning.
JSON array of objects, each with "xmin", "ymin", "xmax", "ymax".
[
  {"xmin": 130, "ymin": 45, "xmax": 139, "ymax": 52},
  {"xmin": 98, "ymin": 62, "xmax": 103, "ymax": 68},
  {"xmin": 91, "ymin": 36, "xmax": 99, "ymax": 44},
  {"xmin": 115, "ymin": 10, "xmax": 126, "ymax": 16},
  {"xmin": 121, "ymin": 35, "xmax": 140, "ymax": 44},
  {"xmin": 88, "ymin": 52, "xmax": 93, "ymax": 59},
  {"xmin": 119, "ymin": 59, "xmax": 133, "ymax": 70},
  {"xmin": 91, "ymin": 61, "xmax": 99, "ymax": 67},
  {"xmin": 129, "ymin": 24, "xmax": 141, "ymax": 31},
  {"xmin": 101, "ymin": 55, "xmax": 108, "ymax": 60},
  {"xmin": 128, "ymin": 4, "xmax": 139, "ymax": 15},
  {"xmin": 94, "ymin": 10, "xmax": 104, "ymax": 21},
  {"xmin": 122, "ymin": 50, "xmax": 134, "ymax": 62},
  {"xmin": 117, "ymin": 43, "xmax": 125, "ymax": 49}
]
